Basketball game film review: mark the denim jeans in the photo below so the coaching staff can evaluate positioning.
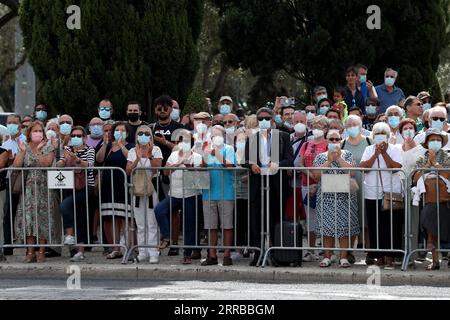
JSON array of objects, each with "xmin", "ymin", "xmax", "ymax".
[
  {"xmin": 60, "ymin": 188, "xmax": 92, "ymax": 244},
  {"xmin": 154, "ymin": 196, "xmax": 196, "ymax": 257}
]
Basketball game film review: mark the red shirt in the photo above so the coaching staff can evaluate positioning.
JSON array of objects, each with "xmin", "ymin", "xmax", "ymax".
[{"xmin": 299, "ymin": 140, "xmax": 328, "ymax": 186}]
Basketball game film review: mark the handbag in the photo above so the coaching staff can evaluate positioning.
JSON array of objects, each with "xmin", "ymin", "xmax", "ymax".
[
  {"xmin": 377, "ymin": 158, "xmax": 404, "ymax": 211},
  {"xmin": 133, "ymin": 160, "xmax": 154, "ymax": 197},
  {"xmin": 11, "ymin": 170, "xmax": 27, "ymax": 194}
]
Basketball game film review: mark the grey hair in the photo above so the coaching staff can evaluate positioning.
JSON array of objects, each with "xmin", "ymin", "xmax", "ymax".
[
  {"xmin": 384, "ymin": 68, "xmax": 398, "ymax": 78},
  {"xmin": 134, "ymin": 125, "xmax": 153, "ymax": 144},
  {"xmin": 59, "ymin": 114, "xmax": 74, "ymax": 124},
  {"xmin": 45, "ymin": 118, "xmax": 59, "ymax": 130},
  {"xmin": 313, "ymin": 86, "xmax": 327, "ymax": 95},
  {"xmin": 429, "ymin": 106, "xmax": 447, "ymax": 118},
  {"xmin": 386, "ymin": 105, "xmax": 403, "ymax": 116},
  {"xmin": 326, "ymin": 129, "xmax": 341, "ymax": 139},
  {"xmin": 327, "ymin": 118, "xmax": 343, "ymax": 129},
  {"xmin": 224, "ymin": 113, "xmax": 239, "ymax": 122},
  {"xmin": 345, "ymin": 115, "xmax": 362, "ymax": 128},
  {"xmin": 312, "ymin": 115, "xmax": 329, "ymax": 128},
  {"xmin": 371, "ymin": 122, "xmax": 391, "ymax": 138},
  {"xmin": 256, "ymin": 107, "xmax": 274, "ymax": 118}
]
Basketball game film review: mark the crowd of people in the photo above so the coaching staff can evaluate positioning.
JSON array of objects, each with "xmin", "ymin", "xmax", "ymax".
[{"xmin": 0, "ymin": 65, "xmax": 449, "ymax": 270}]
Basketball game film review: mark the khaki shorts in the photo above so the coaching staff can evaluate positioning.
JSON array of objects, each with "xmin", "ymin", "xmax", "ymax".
[{"xmin": 203, "ymin": 200, "xmax": 234, "ymax": 230}]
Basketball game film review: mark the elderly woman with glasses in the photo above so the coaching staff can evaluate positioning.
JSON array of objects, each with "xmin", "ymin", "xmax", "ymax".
[
  {"xmin": 311, "ymin": 130, "xmax": 359, "ymax": 268},
  {"xmin": 360, "ymin": 122, "xmax": 403, "ymax": 270}
]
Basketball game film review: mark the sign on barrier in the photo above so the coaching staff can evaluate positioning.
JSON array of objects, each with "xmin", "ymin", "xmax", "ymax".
[{"xmin": 47, "ymin": 170, "xmax": 75, "ymax": 189}]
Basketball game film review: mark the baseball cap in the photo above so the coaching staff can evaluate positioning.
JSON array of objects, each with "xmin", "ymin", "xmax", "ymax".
[
  {"xmin": 417, "ymin": 91, "xmax": 432, "ymax": 100},
  {"xmin": 194, "ymin": 112, "xmax": 211, "ymax": 120},
  {"xmin": 219, "ymin": 96, "xmax": 233, "ymax": 104}
]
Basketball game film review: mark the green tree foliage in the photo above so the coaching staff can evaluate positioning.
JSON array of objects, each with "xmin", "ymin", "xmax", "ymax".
[
  {"xmin": 19, "ymin": 0, "xmax": 203, "ymax": 122},
  {"xmin": 216, "ymin": 0, "xmax": 450, "ymax": 101},
  {"xmin": 183, "ymin": 86, "xmax": 208, "ymax": 116}
]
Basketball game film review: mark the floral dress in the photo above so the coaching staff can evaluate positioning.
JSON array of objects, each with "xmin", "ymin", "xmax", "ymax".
[
  {"xmin": 313, "ymin": 150, "xmax": 360, "ymax": 238},
  {"xmin": 15, "ymin": 144, "xmax": 56, "ymax": 243}
]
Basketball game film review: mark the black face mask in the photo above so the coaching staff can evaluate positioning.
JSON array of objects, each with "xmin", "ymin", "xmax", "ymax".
[{"xmin": 127, "ymin": 113, "xmax": 140, "ymax": 122}]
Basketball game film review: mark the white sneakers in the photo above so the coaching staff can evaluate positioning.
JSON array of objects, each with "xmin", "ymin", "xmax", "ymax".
[
  {"xmin": 70, "ymin": 252, "xmax": 85, "ymax": 262},
  {"xmin": 149, "ymin": 256, "xmax": 159, "ymax": 264},
  {"xmin": 63, "ymin": 235, "xmax": 75, "ymax": 245},
  {"xmin": 231, "ymin": 252, "xmax": 243, "ymax": 261}
]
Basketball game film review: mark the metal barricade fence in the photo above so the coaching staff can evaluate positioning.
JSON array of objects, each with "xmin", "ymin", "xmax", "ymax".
[
  {"xmin": 0, "ymin": 167, "xmax": 130, "ymax": 261},
  {"xmin": 403, "ymin": 167, "xmax": 450, "ymax": 270},
  {"xmin": 123, "ymin": 166, "xmax": 263, "ymax": 264},
  {"xmin": 262, "ymin": 167, "xmax": 409, "ymax": 270}
]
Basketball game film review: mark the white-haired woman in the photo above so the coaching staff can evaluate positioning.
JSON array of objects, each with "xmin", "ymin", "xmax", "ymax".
[
  {"xmin": 126, "ymin": 125, "xmax": 163, "ymax": 264},
  {"xmin": 312, "ymin": 130, "xmax": 359, "ymax": 268},
  {"xmin": 386, "ymin": 105, "xmax": 404, "ymax": 145},
  {"xmin": 360, "ymin": 122, "xmax": 403, "ymax": 269},
  {"xmin": 341, "ymin": 115, "xmax": 373, "ymax": 255}
]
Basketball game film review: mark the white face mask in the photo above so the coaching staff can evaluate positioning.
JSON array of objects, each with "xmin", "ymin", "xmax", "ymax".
[
  {"xmin": 294, "ymin": 123, "xmax": 306, "ymax": 134},
  {"xmin": 46, "ymin": 130, "xmax": 57, "ymax": 140},
  {"xmin": 312, "ymin": 129, "xmax": 324, "ymax": 139},
  {"xmin": 212, "ymin": 135, "xmax": 224, "ymax": 147},
  {"xmin": 179, "ymin": 142, "xmax": 191, "ymax": 153}
]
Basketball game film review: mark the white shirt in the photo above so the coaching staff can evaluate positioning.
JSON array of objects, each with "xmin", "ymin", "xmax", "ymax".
[
  {"xmin": 2, "ymin": 137, "xmax": 19, "ymax": 156},
  {"xmin": 389, "ymin": 130, "xmax": 404, "ymax": 145},
  {"xmin": 360, "ymin": 144, "xmax": 403, "ymax": 200},
  {"xmin": 398, "ymin": 144, "xmax": 426, "ymax": 178},
  {"xmin": 127, "ymin": 146, "xmax": 163, "ymax": 168},
  {"xmin": 166, "ymin": 151, "xmax": 202, "ymax": 199}
]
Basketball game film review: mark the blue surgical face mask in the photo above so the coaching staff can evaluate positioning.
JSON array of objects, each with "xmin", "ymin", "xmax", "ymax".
[
  {"xmin": 7, "ymin": 124, "xmax": 19, "ymax": 136},
  {"xmin": 319, "ymin": 106, "xmax": 329, "ymax": 115},
  {"xmin": 36, "ymin": 111, "xmax": 47, "ymax": 121},
  {"xmin": 274, "ymin": 114, "xmax": 283, "ymax": 125},
  {"xmin": 432, "ymin": 119, "xmax": 444, "ymax": 130},
  {"xmin": 374, "ymin": 134, "xmax": 387, "ymax": 145},
  {"xmin": 90, "ymin": 125, "xmax": 103, "ymax": 138},
  {"xmin": 346, "ymin": 126, "xmax": 360, "ymax": 138},
  {"xmin": 422, "ymin": 103, "xmax": 431, "ymax": 112},
  {"xmin": 284, "ymin": 122, "xmax": 294, "ymax": 129},
  {"xmin": 71, "ymin": 137, "xmax": 83, "ymax": 147},
  {"xmin": 385, "ymin": 77, "xmax": 395, "ymax": 87},
  {"xmin": 259, "ymin": 119, "xmax": 271, "ymax": 130},
  {"xmin": 60, "ymin": 123, "xmax": 72, "ymax": 135},
  {"xmin": 317, "ymin": 94, "xmax": 327, "ymax": 102},
  {"xmin": 328, "ymin": 143, "xmax": 339, "ymax": 152},
  {"xmin": 114, "ymin": 131, "xmax": 126, "ymax": 141},
  {"xmin": 171, "ymin": 109, "xmax": 180, "ymax": 121},
  {"xmin": 402, "ymin": 129, "xmax": 415, "ymax": 140},
  {"xmin": 99, "ymin": 109, "xmax": 111, "ymax": 120},
  {"xmin": 225, "ymin": 127, "xmax": 235, "ymax": 135},
  {"xmin": 137, "ymin": 135, "xmax": 150, "ymax": 145},
  {"xmin": 428, "ymin": 140, "xmax": 442, "ymax": 152},
  {"xmin": 366, "ymin": 105, "xmax": 377, "ymax": 116},
  {"xmin": 359, "ymin": 75, "xmax": 367, "ymax": 83},
  {"xmin": 388, "ymin": 116, "xmax": 400, "ymax": 128},
  {"xmin": 220, "ymin": 104, "xmax": 231, "ymax": 115}
]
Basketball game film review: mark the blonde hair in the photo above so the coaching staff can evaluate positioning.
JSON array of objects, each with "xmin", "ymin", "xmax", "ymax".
[{"xmin": 244, "ymin": 114, "xmax": 258, "ymax": 129}]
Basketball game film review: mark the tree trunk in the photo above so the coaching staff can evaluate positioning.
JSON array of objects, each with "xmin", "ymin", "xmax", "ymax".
[
  {"xmin": 202, "ymin": 48, "xmax": 221, "ymax": 90},
  {"xmin": 210, "ymin": 62, "xmax": 230, "ymax": 101}
]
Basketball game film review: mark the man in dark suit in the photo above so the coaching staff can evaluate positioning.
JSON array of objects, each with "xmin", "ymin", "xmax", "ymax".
[{"xmin": 244, "ymin": 107, "xmax": 294, "ymax": 266}]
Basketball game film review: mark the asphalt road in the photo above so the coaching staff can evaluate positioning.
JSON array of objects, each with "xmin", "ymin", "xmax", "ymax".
[{"xmin": 1, "ymin": 278, "xmax": 450, "ymax": 300}]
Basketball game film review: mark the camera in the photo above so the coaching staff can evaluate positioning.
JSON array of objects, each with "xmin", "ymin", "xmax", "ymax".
[{"xmin": 281, "ymin": 97, "xmax": 295, "ymax": 107}]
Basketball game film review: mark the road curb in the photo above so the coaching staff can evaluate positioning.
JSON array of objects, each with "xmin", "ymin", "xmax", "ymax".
[{"xmin": 1, "ymin": 264, "xmax": 450, "ymax": 286}]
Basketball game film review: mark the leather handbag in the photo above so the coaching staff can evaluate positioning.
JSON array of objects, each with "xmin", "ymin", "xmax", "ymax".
[
  {"xmin": 377, "ymin": 158, "xmax": 404, "ymax": 211},
  {"xmin": 133, "ymin": 161, "xmax": 154, "ymax": 197}
]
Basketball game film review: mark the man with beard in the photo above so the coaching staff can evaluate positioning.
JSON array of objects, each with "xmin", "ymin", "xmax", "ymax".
[{"xmin": 126, "ymin": 101, "xmax": 148, "ymax": 144}]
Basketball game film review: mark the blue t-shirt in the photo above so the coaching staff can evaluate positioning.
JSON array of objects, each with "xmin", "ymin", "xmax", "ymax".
[
  {"xmin": 375, "ymin": 84, "xmax": 406, "ymax": 114},
  {"xmin": 202, "ymin": 144, "xmax": 236, "ymax": 201}
]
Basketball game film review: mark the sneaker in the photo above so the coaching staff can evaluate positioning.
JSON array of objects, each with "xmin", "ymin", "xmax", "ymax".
[
  {"xmin": 149, "ymin": 256, "xmax": 159, "ymax": 264},
  {"xmin": 302, "ymin": 252, "xmax": 319, "ymax": 262},
  {"xmin": 63, "ymin": 235, "xmax": 76, "ymax": 246},
  {"xmin": 70, "ymin": 252, "xmax": 85, "ymax": 262},
  {"xmin": 201, "ymin": 256, "xmax": 218, "ymax": 266},
  {"xmin": 223, "ymin": 256, "xmax": 233, "ymax": 266},
  {"xmin": 231, "ymin": 252, "xmax": 243, "ymax": 261},
  {"xmin": 168, "ymin": 247, "xmax": 179, "ymax": 256}
]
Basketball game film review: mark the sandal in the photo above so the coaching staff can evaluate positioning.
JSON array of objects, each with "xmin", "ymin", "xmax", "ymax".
[
  {"xmin": 339, "ymin": 258, "xmax": 351, "ymax": 268},
  {"xmin": 182, "ymin": 257, "xmax": 192, "ymax": 265},
  {"xmin": 24, "ymin": 252, "xmax": 36, "ymax": 263},
  {"xmin": 319, "ymin": 257, "xmax": 331, "ymax": 268},
  {"xmin": 159, "ymin": 239, "xmax": 170, "ymax": 250},
  {"xmin": 426, "ymin": 262, "xmax": 440, "ymax": 271},
  {"xmin": 106, "ymin": 251, "xmax": 123, "ymax": 259},
  {"xmin": 37, "ymin": 251, "xmax": 46, "ymax": 263}
]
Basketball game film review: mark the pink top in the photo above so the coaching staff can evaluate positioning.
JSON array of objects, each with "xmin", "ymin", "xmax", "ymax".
[{"xmin": 299, "ymin": 140, "xmax": 328, "ymax": 186}]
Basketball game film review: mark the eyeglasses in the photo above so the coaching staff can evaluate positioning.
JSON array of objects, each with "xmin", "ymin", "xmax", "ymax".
[
  {"xmin": 60, "ymin": 121, "xmax": 72, "ymax": 125},
  {"xmin": 137, "ymin": 132, "xmax": 151, "ymax": 137},
  {"xmin": 99, "ymin": 107, "xmax": 112, "ymax": 112},
  {"xmin": 258, "ymin": 117, "xmax": 272, "ymax": 121},
  {"xmin": 213, "ymin": 122, "xmax": 224, "ymax": 126},
  {"xmin": 71, "ymin": 134, "xmax": 83, "ymax": 138},
  {"xmin": 156, "ymin": 106, "xmax": 170, "ymax": 112},
  {"xmin": 328, "ymin": 138, "xmax": 341, "ymax": 142},
  {"xmin": 432, "ymin": 117, "xmax": 446, "ymax": 122}
]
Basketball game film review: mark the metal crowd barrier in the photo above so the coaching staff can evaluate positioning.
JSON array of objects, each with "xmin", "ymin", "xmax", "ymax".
[
  {"xmin": 403, "ymin": 167, "xmax": 450, "ymax": 270},
  {"xmin": 261, "ymin": 167, "xmax": 409, "ymax": 270},
  {"xmin": 0, "ymin": 167, "xmax": 130, "ymax": 261},
  {"xmin": 123, "ymin": 166, "xmax": 262, "ymax": 264}
]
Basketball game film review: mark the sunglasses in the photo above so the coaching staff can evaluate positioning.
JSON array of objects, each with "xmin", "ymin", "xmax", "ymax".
[
  {"xmin": 99, "ymin": 107, "xmax": 112, "ymax": 111},
  {"xmin": 71, "ymin": 134, "xmax": 83, "ymax": 138},
  {"xmin": 329, "ymin": 138, "xmax": 341, "ymax": 142},
  {"xmin": 258, "ymin": 117, "xmax": 272, "ymax": 121},
  {"xmin": 224, "ymin": 120, "xmax": 235, "ymax": 125},
  {"xmin": 137, "ymin": 132, "xmax": 151, "ymax": 137},
  {"xmin": 432, "ymin": 117, "xmax": 446, "ymax": 122}
]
